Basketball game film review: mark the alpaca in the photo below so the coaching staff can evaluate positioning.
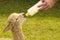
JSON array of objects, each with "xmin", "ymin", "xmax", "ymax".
[{"xmin": 3, "ymin": 13, "xmax": 26, "ymax": 40}]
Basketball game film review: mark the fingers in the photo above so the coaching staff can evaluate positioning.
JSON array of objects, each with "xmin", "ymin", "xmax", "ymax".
[
  {"xmin": 38, "ymin": 0, "xmax": 46, "ymax": 8},
  {"xmin": 38, "ymin": 2, "xmax": 50, "ymax": 11},
  {"xmin": 39, "ymin": 0, "xmax": 57, "ymax": 11}
]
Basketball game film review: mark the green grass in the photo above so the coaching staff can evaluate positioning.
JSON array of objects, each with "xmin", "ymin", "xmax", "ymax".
[{"xmin": 0, "ymin": 0, "xmax": 60, "ymax": 40}]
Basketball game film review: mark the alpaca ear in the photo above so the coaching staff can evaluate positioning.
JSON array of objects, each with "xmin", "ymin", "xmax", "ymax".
[{"xmin": 3, "ymin": 22, "xmax": 13, "ymax": 33}]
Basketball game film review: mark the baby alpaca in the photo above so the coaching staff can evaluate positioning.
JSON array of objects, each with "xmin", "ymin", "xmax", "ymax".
[{"xmin": 3, "ymin": 13, "xmax": 26, "ymax": 40}]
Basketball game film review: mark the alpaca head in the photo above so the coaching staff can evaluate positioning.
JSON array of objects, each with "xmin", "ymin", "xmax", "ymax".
[
  {"xmin": 3, "ymin": 13, "xmax": 26, "ymax": 32},
  {"xmin": 16, "ymin": 13, "xmax": 26, "ymax": 25}
]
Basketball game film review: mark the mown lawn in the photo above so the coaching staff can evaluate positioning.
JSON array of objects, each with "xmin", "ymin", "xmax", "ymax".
[{"xmin": 0, "ymin": 0, "xmax": 60, "ymax": 40}]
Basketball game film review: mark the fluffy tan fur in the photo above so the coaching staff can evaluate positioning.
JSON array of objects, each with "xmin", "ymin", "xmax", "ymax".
[{"xmin": 3, "ymin": 13, "xmax": 26, "ymax": 40}]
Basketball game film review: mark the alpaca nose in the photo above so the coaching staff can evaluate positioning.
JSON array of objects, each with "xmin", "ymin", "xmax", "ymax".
[{"xmin": 22, "ymin": 14, "xmax": 26, "ymax": 18}]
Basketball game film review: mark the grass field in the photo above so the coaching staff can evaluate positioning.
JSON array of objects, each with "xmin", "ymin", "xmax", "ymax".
[{"xmin": 0, "ymin": 0, "xmax": 60, "ymax": 40}]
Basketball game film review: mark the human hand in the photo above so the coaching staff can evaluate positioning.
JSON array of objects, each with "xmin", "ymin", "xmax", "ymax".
[{"xmin": 38, "ymin": 0, "xmax": 58, "ymax": 11}]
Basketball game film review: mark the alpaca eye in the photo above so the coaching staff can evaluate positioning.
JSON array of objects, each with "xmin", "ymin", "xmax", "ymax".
[{"xmin": 16, "ymin": 18, "xmax": 18, "ymax": 20}]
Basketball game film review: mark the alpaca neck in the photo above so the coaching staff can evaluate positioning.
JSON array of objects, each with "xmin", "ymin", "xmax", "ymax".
[{"xmin": 11, "ymin": 26, "xmax": 25, "ymax": 40}]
